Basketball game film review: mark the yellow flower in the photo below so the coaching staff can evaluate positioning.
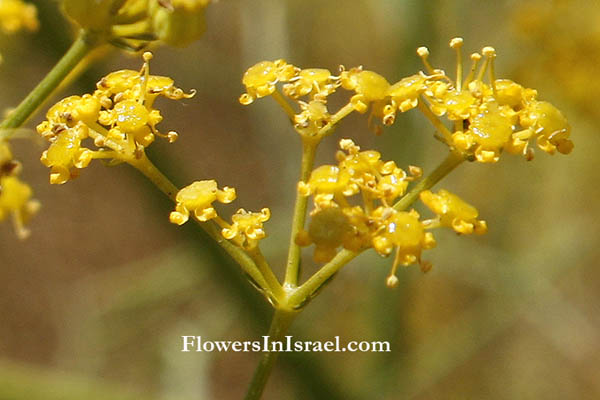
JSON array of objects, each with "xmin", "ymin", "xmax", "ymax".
[
  {"xmin": 169, "ymin": 180, "xmax": 236, "ymax": 225},
  {"xmin": 336, "ymin": 139, "xmax": 410, "ymax": 204},
  {"xmin": 221, "ymin": 208, "xmax": 270, "ymax": 250},
  {"xmin": 40, "ymin": 124, "xmax": 93, "ymax": 184},
  {"xmin": 150, "ymin": 0, "xmax": 211, "ymax": 47},
  {"xmin": 340, "ymin": 67, "xmax": 390, "ymax": 113},
  {"xmin": 37, "ymin": 52, "xmax": 194, "ymax": 184},
  {"xmin": 420, "ymin": 189, "xmax": 487, "ymax": 235},
  {"xmin": 0, "ymin": 0, "xmax": 37, "ymax": 34},
  {"xmin": 517, "ymin": 101, "xmax": 573, "ymax": 155},
  {"xmin": 283, "ymin": 68, "xmax": 339, "ymax": 100},
  {"xmin": 239, "ymin": 60, "xmax": 298, "ymax": 105},
  {"xmin": 293, "ymin": 100, "xmax": 331, "ymax": 135},
  {"xmin": 62, "ymin": 0, "xmax": 211, "ymax": 49},
  {"xmin": 295, "ymin": 207, "xmax": 354, "ymax": 263},
  {"xmin": 0, "ymin": 175, "xmax": 40, "ymax": 239},
  {"xmin": 298, "ymin": 165, "xmax": 353, "ymax": 200},
  {"xmin": 381, "ymin": 73, "xmax": 434, "ymax": 125},
  {"xmin": 371, "ymin": 207, "xmax": 436, "ymax": 286}
]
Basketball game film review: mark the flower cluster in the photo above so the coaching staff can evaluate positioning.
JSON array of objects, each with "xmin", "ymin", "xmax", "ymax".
[
  {"xmin": 62, "ymin": 0, "xmax": 211, "ymax": 49},
  {"xmin": 240, "ymin": 38, "xmax": 573, "ymax": 161},
  {"xmin": 36, "ymin": 52, "xmax": 194, "ymax": 184},
  {"xmin": 406, "ymin": 40, "xmax": 574, "ymax": 162},
  {"xmin": 0, "ymin": 140, "xmax": 39, "ymax": 238},
  {"xmin": 296, "ymin": 138, "xmax": 487, "ymax": 286},
  {"xmin": 170, "ymin": 180, "xmax": 271, "ymax": 251},
  {"xmin": 0, "ymin": 0, "xmax": 37, "ymax": 34}
]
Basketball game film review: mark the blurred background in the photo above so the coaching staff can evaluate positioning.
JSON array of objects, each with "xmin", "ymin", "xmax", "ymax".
[{"xmin": 0, "ymin": 0, "xmax": 598, "ymax": 399}]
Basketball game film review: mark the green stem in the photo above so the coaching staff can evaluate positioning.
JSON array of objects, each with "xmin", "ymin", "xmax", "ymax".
[
  {"xmin": 0, "ymin": 30, "xmax": 99, "ymax": 130},
  {"xmin": 271, "ymin": 89, "xmax": 296, "ymax": 120},
  {"xmin": 244, "ymin": 309, "xmax": 297, "ymax": 400},
  {"xmin": 287, "ymin": 249, "xmax": 359, "ymax": 308},
  {"xmin": 248, "ymin": 247, "xmax": 285, "ymax": 302},
  {"xmin": 416, "ymin": 99, "xmax": 453, "ymax": 144},
  {"xmin": 284, "ymin": 139, "xmax": 317, "ymax": 287},
  {"xmin": 128, "ymin": 153, "xmax": 273, "ymax": 298},
  {"xmin": 394, "ymin": 151, "xmax": 464, "ymax": 211}
]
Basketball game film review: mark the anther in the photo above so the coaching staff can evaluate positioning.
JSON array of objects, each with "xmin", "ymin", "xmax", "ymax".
[
  {"xmin": 167, "ymin": 131, "xmax": 178, "ymax": 143},
  {"xmin": 386, "ymin": 274, "xmax": 399, "ymax": 288}
]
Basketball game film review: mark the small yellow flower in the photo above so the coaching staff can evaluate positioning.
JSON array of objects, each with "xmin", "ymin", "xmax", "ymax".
[
  {"xmin": 371, "ymin": 207, "xmax": 436, "ymax": 286},
  {"xmin": 169, "ymin": 180, "xmax": 236, "ymax": 225},
  {"xmin": 294, "ymin": 100, "xmax": 331, "ymax": 135},
  {"xmin": 381, "ymin": 73, "xmax": 434, "ymax": 124},
  {"xmin": 221, "ymin": 208, "xmax": 270, "ymax": 250},
  {"xmin": 150, "ymin": 0, "xmax": 211, "ymax": 47},
  {"xmin": 283, "ymin": 68, "xmax": 339, "ymax": 100},
  {"xmin": 239, "ymin": 60, "xmax": 298, "ymax": 105},
  {"xmin": 40, "ymin": 124, "xmax": 93, "ymax": 184},
  {"xmin": 0, "ymin": 0, "xmax": 38, "ymax": 34},
  {"xmin": 336, "ymin": 138, "xmax": 412, "ymax": 205},
  {"xmin": 295, "ymin": 207, "xmax": 354, "ymax": 263},
  {"xmin": 371, "ymin": 208, "xmax": 435, "ymax": 259},
  {"xmin": 0, "ymin": 175, "xmax": 40, "ymax": 239},
  {"xmin": 420, "ymin": 189, "xmax": 487, "ymax": 235},
  {"xmin": 298, "ymin": 165, "xmax": 353, "ymax": 200},
  {"xmin": 37, "ymin": 52, "xmax": 194, "ymax": 184},
  {"xmin": 517, "ymin": 101, "xmax": 573, "ymax": 155},
  {"xmin": 340, "ymin": 67, "xmax": 390, "ymax": 113}
]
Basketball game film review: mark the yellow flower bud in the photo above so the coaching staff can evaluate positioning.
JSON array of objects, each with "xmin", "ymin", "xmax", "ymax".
[
  {"xmin": 62, "ymin": 0, "xmax": 115, "ymax": 31},
  {"xmin": 221, "ymin": 208, "xmax": 270, "ymax": 250},
  {"xmin": 420, "ymin": 189, "xmax": 487, "ymax": 235},
  {"xmin": 0, "ymin": 175, "xmax": 40, "ymax": 239},
  {"xmin": 169, "ymin": 180, "xmax": 235, "ymax": 225},
  {"xmin": 150, "ymin": 0, "xmax": 210, "ymax": 47}
]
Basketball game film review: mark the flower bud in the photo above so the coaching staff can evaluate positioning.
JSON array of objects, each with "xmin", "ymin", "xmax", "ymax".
[{"xmin": 150, "ymin": 0, "xmax": 210, "ymax": 47}]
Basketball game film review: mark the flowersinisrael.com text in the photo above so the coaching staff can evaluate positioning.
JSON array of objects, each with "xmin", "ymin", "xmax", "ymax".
[{"xmin": 181, "ymin": 336, "xmax": 390, "ymax": 353}]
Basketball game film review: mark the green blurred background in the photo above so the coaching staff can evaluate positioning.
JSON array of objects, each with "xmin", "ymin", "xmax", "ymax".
[{"xmin": 0, "ymin": 0, "xmax": 598, "ymax": 399}]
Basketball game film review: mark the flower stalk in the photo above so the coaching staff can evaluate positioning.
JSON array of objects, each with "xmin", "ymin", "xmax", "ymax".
[
  {"xmin": 128, "ymin": 152, "xmax": 275, "ymax": 299},
  {"xmin": 284, "ymin": 139, "xmax": 318, "ymax": 287}
]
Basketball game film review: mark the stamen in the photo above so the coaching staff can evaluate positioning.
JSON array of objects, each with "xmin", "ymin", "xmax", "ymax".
[
  {"xmin": 449, "ymin": 37, "xmax": 464, "ymax": 91},
  {"xmin": 482, "ymin": 46, "xmax": 497, "ymax": 97},
  {"xmin": 140, "ymin": 51, "xmax": 153, "ymax": 105},
  {"xmin": 463, "ymin": 52, "xmax": 481, "ymax": 87},
  {"xmin": 417, "ymin": 46, "xmax": 436, "ymax": 75},
  {"xmin": 386, "ymin": 247, "xmax": 402, "ymax": 288},
  {"xmin": 476, "ymin": 50, "xmax": 490, "ymax": 83}
]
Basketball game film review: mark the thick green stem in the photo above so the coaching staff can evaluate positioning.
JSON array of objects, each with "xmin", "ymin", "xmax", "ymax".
[
  {"xmin": 244, "ymin": 309, "xmax": 297, "ymax": 400},
  {"xmin": 128, "ymin": 153, "xmax": 273, "ymax": 298},
  {"xmin": 0, "ymin": 30, "xmax": 99, "ymax": 130},
  {"xmin": 394, "ymin": 151, "xmax": 465, "ymax": 211},
  {"xmin": 284, "ymin": 139, "xmax": 317, "ymax": 287}
]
